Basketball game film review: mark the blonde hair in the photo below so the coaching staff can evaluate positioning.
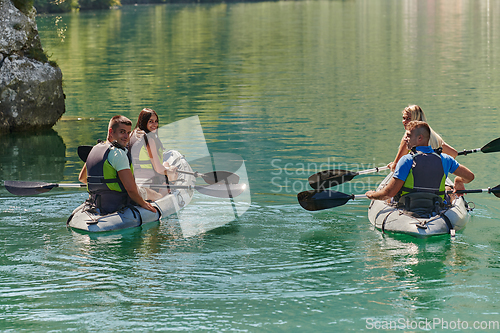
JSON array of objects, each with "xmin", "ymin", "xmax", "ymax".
[
  {"xmin": 403, "ymin": 105, "xmax": 443, "ymax": 149},
  {"xmin": 403, "ymin": 105, "xmax": 427, "ymax": 122}
]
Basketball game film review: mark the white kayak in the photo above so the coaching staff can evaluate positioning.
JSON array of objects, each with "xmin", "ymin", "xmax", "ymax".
[
  {"xmin": 368, "ymin": 173, "xmax": 473, "ymax": 238},
  {"xmin": 67, "ymin": 150, "xmax": 195, "ymax": 233}
]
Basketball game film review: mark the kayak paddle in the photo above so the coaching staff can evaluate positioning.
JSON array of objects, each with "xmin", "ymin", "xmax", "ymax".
[
  {"xmin": 306, "ymin": 136, "xmax": 500, "ymax": 190},
  {"xmin": 457, "ymin": 137, "xmax": 500, "ymax": 156},
  {"xmin": 298, "ymin": 189, "xmax": 367, "ymax": 211},
  {"xmin": 4, "ymin": 181, "xmax": 86, "ymax": 196},
  {"xmin": 298, "ymin": 185, "xmax": 500, "ymax": 211},
  {"xmin": 175, "ymin": 169, "xmax": 240, "ymax": 185},
  {"xmin": 4, "ymin": 180, "xmax": 247, "ymax": 199},
  {"xmin": 308, "ymin": 166, "xmax": 389, "ymax": 190},
  {"xmin": 78, "ymin": 145, "xmax": 239, "ymax": 185}
]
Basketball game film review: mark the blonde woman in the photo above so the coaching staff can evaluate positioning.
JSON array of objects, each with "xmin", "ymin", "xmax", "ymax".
[{"xmin": 388, "ymin": 105, "xmax": 457, "ymax": 171}]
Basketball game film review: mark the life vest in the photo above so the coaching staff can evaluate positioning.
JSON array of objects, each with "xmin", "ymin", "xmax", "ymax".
[
  {"xmin": 396, "ymin": 149, "xmax": 446, "ymax": 200},
  {"xmin": 86, "ymin": 142, "xmax": 133, "ymax": 214},
  {"xmin": 129, "ymin": 130, "xmax": 164, "ymax": 183}
]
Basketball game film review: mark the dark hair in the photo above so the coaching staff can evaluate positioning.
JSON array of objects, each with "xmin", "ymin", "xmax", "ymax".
[
  {"xmin": 109, "ymin": 115, "xmax": 132, "ymax": 132},
  {"xmin": 135, "ymin": 108, "xmax": 159, "ymax": 133}
]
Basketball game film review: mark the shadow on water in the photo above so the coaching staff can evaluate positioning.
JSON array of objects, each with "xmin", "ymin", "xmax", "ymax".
[
  {"xmin": 68, "ymin": 214, "xmax": 241, "ymax": 258},
  {"xmin": 0, "ymin": 129, "xmax": 66, "ymax": 183},
  {"xmin": 68, "ymin": 221, "xmax": 166, "ymax": 258}
]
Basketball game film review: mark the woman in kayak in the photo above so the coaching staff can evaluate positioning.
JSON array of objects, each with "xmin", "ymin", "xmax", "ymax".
[
  {"xmin": 129, "ymin": 108, "xmax": 177, "ymax": 196},
  {"xmin": 388, "ymin": 105, "xmax": 458, "ymax": 171}
]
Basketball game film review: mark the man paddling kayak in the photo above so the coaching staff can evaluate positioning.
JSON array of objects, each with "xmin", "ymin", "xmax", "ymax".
[
  {"xmin": 366, "ymin": 121, "xmax": 474, "ymax": 202},
  {"xmin": 78, "ymin": 115, "xmax": 157, "ymax": 214}
]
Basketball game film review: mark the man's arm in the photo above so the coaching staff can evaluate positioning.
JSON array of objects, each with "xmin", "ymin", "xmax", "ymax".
[
  {"xmin": 452, "ymin": 165, "xmax": 474, "ymax": 193},
  {"xmin": 117, "ymin": 169, "xmax": 157, "ymax": 212},
  {"xmin": 365, "ymin": 178, "xmax": 405, "ymax": 201}
]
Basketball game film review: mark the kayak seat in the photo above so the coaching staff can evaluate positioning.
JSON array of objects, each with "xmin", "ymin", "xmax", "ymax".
[{"xmin": 398, "ymin": 192, "xmax": 444, "ymax": 217}]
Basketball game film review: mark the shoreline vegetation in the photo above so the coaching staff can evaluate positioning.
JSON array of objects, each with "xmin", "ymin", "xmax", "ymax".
[{"xmin": 16, "ymin": 0, "xmax": 270, "ymax": 14}]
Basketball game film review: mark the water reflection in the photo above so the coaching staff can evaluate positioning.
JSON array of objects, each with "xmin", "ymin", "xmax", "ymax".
[
  {"xmin": 367, "ymin": 233, "xmax": 452, "ymax": 282},
  {"xmin": 0, "ymin": 130, "xmax": 66, "ymax": 182}
]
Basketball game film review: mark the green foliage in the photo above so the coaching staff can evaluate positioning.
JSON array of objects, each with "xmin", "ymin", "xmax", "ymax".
[
  {"xmin": 34, "ymin": 0, "xmax": 263, "ymax": 13},
  {"xmin": 34, "ymin": 0, "xmax": 118, "ymax": 13},
  {"xmin": 78, "ymin": 0, "xmax": 120, "ymax": 10},
  {"xmin": 34, "ymin": 0, "xmax": 76, "ymax": 13},
  {"xmin": 26, "ymin": 46, "xmax": 48, "ymax": 62},
  {"xmin": 13, "ymin": 22, "xmax": 24, "ymax": 30},
  {"xmin": 26, "ymin": 46, "xmax": 58, "ymax": 67},
  {"xmin": 12, "ymin": 0, "xmax": 34, "ymax": 14}
]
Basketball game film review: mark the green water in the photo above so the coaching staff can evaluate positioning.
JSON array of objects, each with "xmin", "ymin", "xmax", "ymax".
[{"xmin": 2, "ymin": 0, "xmax": 500, "ymax": 331}]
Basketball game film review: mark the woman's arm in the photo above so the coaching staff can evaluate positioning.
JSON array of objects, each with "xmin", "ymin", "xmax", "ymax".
[
  {"xmin": 146, "ymin": 140, "xmax": 168, "ymax": 175},
  {"xmin": 388, "ymin": 135, "xmax": 407, "ymax": 171},
  {"xmin": 79, "ymin": 164, "xmax": 87, "ymax": 184},
  {"xmin": 442, "ymin": 142, "xmax": 458, "ymax": 158}
]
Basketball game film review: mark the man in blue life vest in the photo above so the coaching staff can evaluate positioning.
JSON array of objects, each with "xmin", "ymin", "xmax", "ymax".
[
  {"xmin": 78, "ymin": 115, "xmax": 156, "ymax": 214},
  {"xmin": 365, "ymin": 121, "xmax": 474, "ymax": 202}
]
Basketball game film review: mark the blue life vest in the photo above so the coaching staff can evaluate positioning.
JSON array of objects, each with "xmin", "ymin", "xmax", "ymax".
[{"xmin": 397, "ymin": 149, "xmax": 446, "ymax": 200}]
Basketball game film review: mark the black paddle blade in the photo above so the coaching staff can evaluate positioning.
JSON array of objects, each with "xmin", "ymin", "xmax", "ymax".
[
  {"xmin": 482, "ymin": 137, "xmax": 500, "ymax": 154},
  {"xmin": 308, "ymin": 170, "xmax": 358, "ymax": 190},
  {"xmin": 490, "ymin": 184, "xmax": 500, "ymax": 198},
  {"xmin": 4, "ymin": 181, "xmax": 57, "ymax": 196},
  {"xmin": 297, "ymin": 190, "xmax": 354, "ymax": 211},
  {"xmin": 200, "ymin": 171, "xmax": 240, "ymax": 185},
  {"xmin": 196, "ymin": 183, "xmax": 247, "ymax": 198},
  {"xmin": 78, "ymin": 145, "xmax": 93, "ymax": 162}
]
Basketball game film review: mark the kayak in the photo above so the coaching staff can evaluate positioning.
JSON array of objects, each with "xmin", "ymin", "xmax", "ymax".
[
  {"xmin": 368, "ymin": 173, "xmax": 473, "ymax": 238},
  {"xmin": 67, "ymin": 150, "xmax": 195, "ymax": 233}
]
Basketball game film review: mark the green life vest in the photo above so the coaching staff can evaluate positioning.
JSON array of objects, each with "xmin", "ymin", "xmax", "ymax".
[{"xmin": 129, "ymin": 131, "xmax": 164, "ymax": 182}]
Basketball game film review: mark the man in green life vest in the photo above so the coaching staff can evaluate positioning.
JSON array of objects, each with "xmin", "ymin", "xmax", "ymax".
[
  {"xmin": 365, "ymin": 121, "xmax": 474, "ymax": 202},
  {"xmin": 78, "ymin": 115, "xmax": 156, "ymax": 214}
]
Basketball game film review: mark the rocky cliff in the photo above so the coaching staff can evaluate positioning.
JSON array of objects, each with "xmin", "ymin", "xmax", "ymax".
[{"xmin": 0, "ymin": 0, "xmax": 65, "ymax": 133}]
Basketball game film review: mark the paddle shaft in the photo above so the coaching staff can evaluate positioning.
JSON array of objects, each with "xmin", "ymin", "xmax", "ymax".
[
  {"xmin": 356, "ymin": 166, "xmax": 390, "ymax": 175},
  {"xmin": 355, "ymin": 188, "xmax": 499, "ymax": 199},
  {"xmin": 4, "ymin": 180, "xmax": 246, "ymax": 199},
  {"xmin": 453, "ymin": 188, "xmax": 500, "ymax": 195},
  {"xmin": 44, "ymin": 183, "xmax": 229, "ymax": 191},
  {"xmin": 51, "ymin": 183, "xmax": 86, "ymax": 188},
  {"xmin": 176, "ymin": 170, "xmax": 198, "ymax": 177},
  {"xmin": 175, "ymin": 169, "xmax": 240, "ymax": 184},
  {"xmin": 457, "ymin": 148, "xmax": 482, "ymax": 156},
  {"xmin": 457, "ymin": 137, "xmax": 500, "ymax": 156},
  {"xmin": 298, "ymin": 185, "xmax": 500, "ymax": 211},
  {"xmin": 308, "ymin": 165, "xmax": 390, "ymax": 190}
]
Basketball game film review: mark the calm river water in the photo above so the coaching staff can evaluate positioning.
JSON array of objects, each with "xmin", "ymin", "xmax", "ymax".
[{"xmin": 2, "ymin": 0, "xmax": 500, "ymax": 331}]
